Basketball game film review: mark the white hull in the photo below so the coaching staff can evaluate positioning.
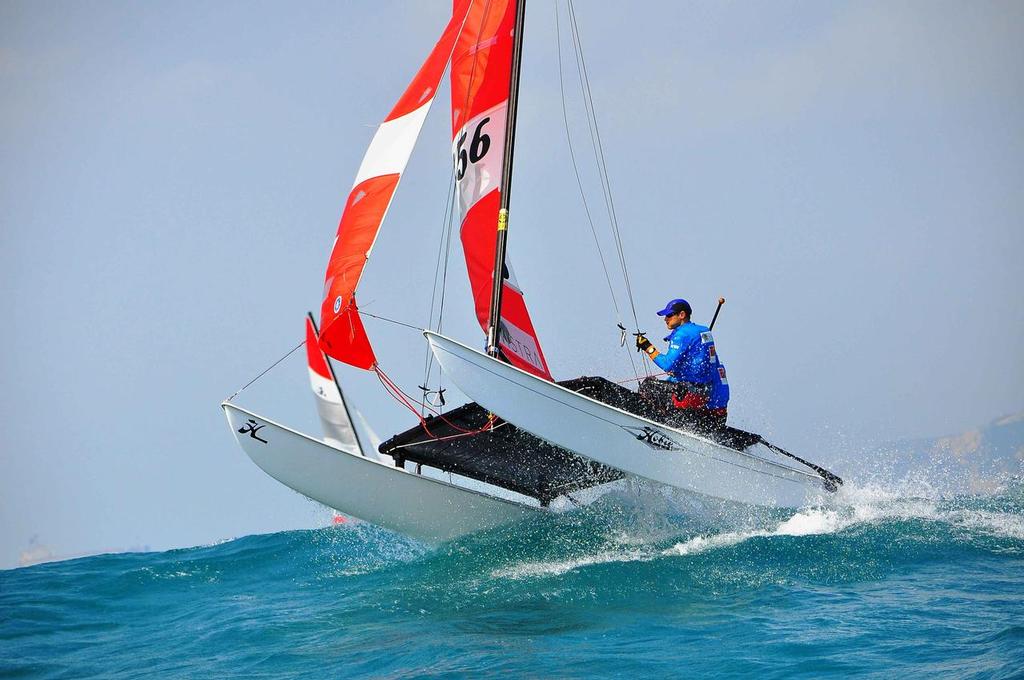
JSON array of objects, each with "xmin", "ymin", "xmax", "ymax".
[
  {"xmin": 426, "ymin": 332, "xmax": 830, "ymax": 509},
  {"xmin": 223, "ymin": 402, "xmax": 539, "ymax": 543}
]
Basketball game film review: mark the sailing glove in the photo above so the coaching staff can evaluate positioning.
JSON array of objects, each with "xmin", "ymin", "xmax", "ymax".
[{"xmin": 635, "ymin": 334, "xmax": 659, "ymax": 358}]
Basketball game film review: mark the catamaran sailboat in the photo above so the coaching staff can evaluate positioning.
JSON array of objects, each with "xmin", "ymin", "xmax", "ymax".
[{"xmin": 224, "ymin": 0, "xmax": 842, "ymax": 542}]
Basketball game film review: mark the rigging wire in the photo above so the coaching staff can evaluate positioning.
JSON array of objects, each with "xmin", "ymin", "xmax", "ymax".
[
  {"xmin": 359, "ymin": 310, "xmax": 424, "ymax": 332},
  {"xmin": 565, "ymin": 0, "xmax": 643, "ymax": 338},
  {"xmin": 223, "ymin": 339, "xmax": 306, "ymax": 402},
  {"xmin": 435, "ymin": 180, "xmax": 457, "ymax": 342},
  {"xmin": 560, "ymin": 0, "xmax": 650, "ymax": 379},
  {"xmin": 554, "ymin": 1, "xmax": 642, "ymax": 384},
  {"xmin": 421, "ymin": 169, "xmax": 458, "ymax": 415}
]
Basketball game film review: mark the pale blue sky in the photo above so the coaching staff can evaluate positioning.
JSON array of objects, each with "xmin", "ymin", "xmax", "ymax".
[{"xmin": 2, "ymin": 0, "xmax": 1022, "ymax": 569}]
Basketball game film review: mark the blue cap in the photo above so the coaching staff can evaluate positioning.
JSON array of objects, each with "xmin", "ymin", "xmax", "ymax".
[{"xmin": 656, "ymin": 298, "xmax": 692, "ymax": 317}]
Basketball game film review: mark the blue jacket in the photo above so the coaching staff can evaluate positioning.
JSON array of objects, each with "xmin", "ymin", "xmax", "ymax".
[
  {"xmin": 708, "ymin": 360, "xmax": 730, "ymax": 409},
  {"xmin": 653, "ymin": 322, "xmax": 716, "ymax": 385}
]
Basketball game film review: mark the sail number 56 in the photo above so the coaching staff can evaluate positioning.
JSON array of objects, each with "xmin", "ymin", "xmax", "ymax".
[{"xmin": 455, "ymin": 117, "xmax": 491, "ymax": 181}]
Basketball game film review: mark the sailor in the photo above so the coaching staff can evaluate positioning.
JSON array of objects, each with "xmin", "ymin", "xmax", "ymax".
[{"xmin": 635, "ymin": 298, "xmax": 724, "ymax": 430}]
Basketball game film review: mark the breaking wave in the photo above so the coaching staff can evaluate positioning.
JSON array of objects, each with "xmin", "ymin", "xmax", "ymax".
[{"xmin": 3, "ymin": 481, "xmax": 1023, "ymax": 678}]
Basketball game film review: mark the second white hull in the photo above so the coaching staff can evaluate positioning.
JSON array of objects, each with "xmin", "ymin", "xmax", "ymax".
[{"xmin": 426, "ymin": 332, "xmax": 831, "ymax": 509}]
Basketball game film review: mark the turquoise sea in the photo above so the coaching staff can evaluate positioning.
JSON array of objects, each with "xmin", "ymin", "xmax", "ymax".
[{"xmin": 3, "ymin": 483, "xmax": 1023, "ymax": 678}]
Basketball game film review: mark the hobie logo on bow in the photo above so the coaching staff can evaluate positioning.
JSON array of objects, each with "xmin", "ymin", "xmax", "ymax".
[
  {"xmin": 333, "ymin": 296, "xmax": 343, "ymax": 314},
  {"xmin": 238, "ymin": 419, "xmax": 268, "ymax": 444},
  {"xmin": 622, "ymin": 425, "xmax": 677, "ymax": 451}
]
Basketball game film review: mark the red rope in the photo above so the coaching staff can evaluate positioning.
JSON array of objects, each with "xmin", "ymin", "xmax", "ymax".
[{"xmin": 373, "ymin": 365, "xmax": 495, "ymax": 439}]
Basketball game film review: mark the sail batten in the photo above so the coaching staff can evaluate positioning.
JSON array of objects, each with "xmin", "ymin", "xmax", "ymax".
[{"xmin": 319, "ymin": 2, "xmax": 472, "ymax": 369}]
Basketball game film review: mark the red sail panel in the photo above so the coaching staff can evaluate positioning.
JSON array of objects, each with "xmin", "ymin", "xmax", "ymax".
[
  {"xmin": 450, "ymin": 0, "xmax": 553, "ymax": 380},
  {"xmin": 305, "ymin": 316, "xmax": 333, "ymax": 381},
  {"xmin": 322, "ymin": 302, "xmax": 376, "ymax": 370},
  {"xmin": 319, "ymin": 1, "xmax": 471, "ymax": 369}
]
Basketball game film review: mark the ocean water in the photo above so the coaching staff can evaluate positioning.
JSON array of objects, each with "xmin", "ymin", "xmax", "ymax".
[{"xmin": 3, "ymin": 482, "xmax": 1023, "ymax": 679}]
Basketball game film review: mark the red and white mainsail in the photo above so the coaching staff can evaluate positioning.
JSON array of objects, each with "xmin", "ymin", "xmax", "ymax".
[
  {"xmin": 319, "ymin": 1, "xmax": 471, "ymax": 369},
  {"xmin": 450, "ymin": 0, "xmax": 553, "ymax": 380}
]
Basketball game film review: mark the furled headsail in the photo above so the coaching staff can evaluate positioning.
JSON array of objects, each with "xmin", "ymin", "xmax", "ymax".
[
  {"xmin": 450, "ymin": 0, "xmax": 553, "ymax": 380},
  {"xmin": 319, "ymin": 1, "xmax": 472, "ymax": 369}
]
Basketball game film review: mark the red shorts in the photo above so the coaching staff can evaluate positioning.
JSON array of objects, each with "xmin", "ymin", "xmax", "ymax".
[{"xmin": 671, "ymin": 392, "xmax": 709, "ymax": 410}]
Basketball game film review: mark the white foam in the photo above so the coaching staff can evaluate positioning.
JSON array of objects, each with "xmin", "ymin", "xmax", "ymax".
[
  {"xmin": 774, "ymin": 508, "xmax": 845, "ymax": 536},
  {"xmin": 662, "ymin": 508, "xmax": 846, "ymax": 556},
  {"xmin": 491, "ymin": 549, "xmax": 651, "ymax": 580},
  {"xmin": 665, "ymin": 530, "xmax": 759, "ymax": 556}
]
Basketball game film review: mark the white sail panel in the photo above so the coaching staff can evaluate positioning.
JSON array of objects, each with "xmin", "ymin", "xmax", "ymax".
[{"xmin": 352, "ymin": 102, "xmax": 432, "ymax": 188}]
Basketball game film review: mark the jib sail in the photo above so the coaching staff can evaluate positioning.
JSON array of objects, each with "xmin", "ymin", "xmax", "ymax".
[{"xmin": 318, "ymin": 1, "xmax": 472, "ymax": 369}]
